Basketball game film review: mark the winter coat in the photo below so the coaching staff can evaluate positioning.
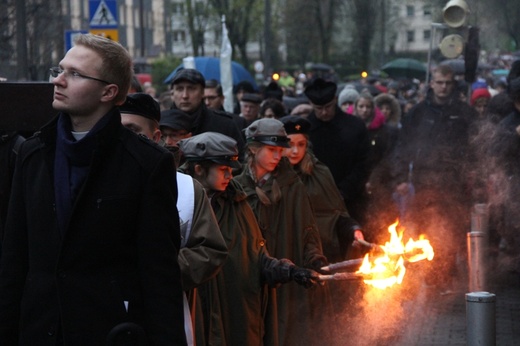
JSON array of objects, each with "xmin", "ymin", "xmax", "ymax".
[
  {"xmin": 295, "ymin": 155, "xmax": 361, "ymax": 263},
  {"xmin": 0, "ymin": 110, "xmax": 186, "ymax": 346},
  {"xmin": 306, "ymin": 106, "xmax": 371, "ymax": 214},
  {"xmin": 197, "ymin": 179, "xmax": 294, "ymax": 346},
  {"xmin": 234, "ymin": 158, "xmax": 327, "ymax": 346},
  {"xmin": 178, "ymin": 177, "xmax": 227, "ymax": 291}
]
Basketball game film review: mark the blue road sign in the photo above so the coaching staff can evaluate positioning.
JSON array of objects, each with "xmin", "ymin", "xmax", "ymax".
[
  {"xmin": 89, "ymin": 0, "xmax": 118, "ymax": 29},
  {"xmin": 65, "ymin": 30, "xmax": 89, "ymax": 53}
]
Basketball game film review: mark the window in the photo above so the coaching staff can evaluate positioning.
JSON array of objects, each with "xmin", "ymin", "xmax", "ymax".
[
  {"xmin": 173, "ymin": 3, "xmax": 184, "ymax": 15},
  {"xmin": 173, "ymin": 30, "xmax": 186, "ymax": 42},
  {"xmin": 406, "ymin": 5, "xmax": 415, "ymax": 17},
  {"xmin": 407, "ymin": 30, "xmax": 415, "ymax": 43},
  {"xmin": 423, "ymin": 30, "xmax": 431, "ymax": 41},
  {"xmin": 423, "ymin": 5, "xmax": 432, "ymax": 16}
]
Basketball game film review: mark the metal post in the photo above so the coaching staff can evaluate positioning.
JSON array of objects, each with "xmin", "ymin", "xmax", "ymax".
[
  {"xmin": 466, "ymin": 292, "xmax": 496, "ymax": 346},
  {"xmin": 426, "ymin": 23, "xmax": 449, "ymax": 82},
  {"xmin": 467, "ymin": 232, "xmax": 486, "ymax": 292}
]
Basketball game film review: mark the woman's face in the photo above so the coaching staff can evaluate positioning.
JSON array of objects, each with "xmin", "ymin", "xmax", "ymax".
[
  {"xmin": 252, "ymin": 145, "xmax": 284, "ymax": 178},
  {"xmin": 355, "ymin": 97, "xmax": 374, "ymax": 121},
  {"xmin": 380, "ymin": 103, "xmax": 392, "ymax": 120},
  {"xmin": 200, "ymin": 164, "xmax": 233, "ymax": 192},
  {"xmin": 284, "ymin": 134, "xmax": 307, "ymax": 165}
]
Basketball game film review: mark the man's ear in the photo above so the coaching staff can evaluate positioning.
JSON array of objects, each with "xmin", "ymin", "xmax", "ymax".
[{"xmin": 101, "ymin": 84, "xmax": 120, "ymax": 103}]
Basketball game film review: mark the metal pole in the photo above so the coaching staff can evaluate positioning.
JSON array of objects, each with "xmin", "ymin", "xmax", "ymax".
[
  {"xmin": 426, "ymin": 23, "xmax": 449, "ymax": 82},
  {"xmin": 466, "ymin": 292, "xmax": 496, "ymax": 346},
  {"xmin": 467, "ymin": 232, "xmax": 487, "ymax": 292}
]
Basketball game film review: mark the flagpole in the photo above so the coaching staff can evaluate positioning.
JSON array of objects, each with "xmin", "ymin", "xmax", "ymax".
[{"xmin": 220, "ymin": 15, "xmax": 234, "ymax": 113}]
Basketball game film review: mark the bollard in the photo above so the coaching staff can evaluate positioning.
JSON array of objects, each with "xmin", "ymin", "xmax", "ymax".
[
  {"xmin": 466, "ymin": 291, "xmax": 496, "ymax": 346},
  {"xmin": 471, "ymin": 203, "xmax": 489, "ymax": 241},
  {"xmin": 467, "ymin": 232, "xmax": 486, "ymax": 292}
]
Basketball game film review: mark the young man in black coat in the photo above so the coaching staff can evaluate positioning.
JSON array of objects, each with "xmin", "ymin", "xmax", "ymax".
[{"xmin": 0, "ymin": 34, "xmax": 186, "ymax": 346}]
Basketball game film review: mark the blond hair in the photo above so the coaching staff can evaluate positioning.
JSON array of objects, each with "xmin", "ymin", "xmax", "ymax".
[{"xmin": 74, "ymin": 34, "xmax": 133, "ymax": 105}]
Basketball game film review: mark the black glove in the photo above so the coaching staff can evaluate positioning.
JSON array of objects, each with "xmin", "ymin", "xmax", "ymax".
[
  {"xmin": 310, "ymin": 259, "xmax": 329, "ymax": 275},
  {"xmin": 290, "ymin": 266, "xmax": 320, "ymax": 289}
]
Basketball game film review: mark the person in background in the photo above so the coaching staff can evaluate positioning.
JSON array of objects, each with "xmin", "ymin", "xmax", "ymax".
[
  {"xmin": 203, "ymin": 79, "xmax": 225, "ymax": 111},
  {"xmin": 375, "ymin": 92, "xmax": 402, "ymax": 128},
  {"xmin": 470, "ymin": 88, "xmax": 492, "ymax": 119},
  {"xmin": 239, "ymin": 93, "xmax": 263, "ymax": 127},
  {"xmin": 178, "ymin": 131, "xmax": 318, "ymax": 345},
  {"xmin": 391, "ymin": 65, "xmax": 477, "ymax": 293},
  {"xmin": 353, "ymin": 92, "xmax": 399, "ymax": 241},
  {"xmin": 233, "ymin": 80, "xmax": 256, "ymax": 114},
  {"xmin": 159, "ymin": 109, "xmax": 193, "ymax": 148},
  {"xmin": 234, "ymin": 118, "xmax": 329, "ymax": 346},
  {"xmin": 304, "ymin": 78, "xmax": 371, "ymax": 226},
  {"xmin": 169, "ymin": 69, "xmax": 245, "ymax": 159},
  {"xmin": 260, "ymin": 98, "xmax": 286, "ymax": 119},
  {"xmin": 119, "ymin": 93, "xmax": 228, "ymax": 346},
  {"xmin": 0, "ymin": 33, "xmax": 186, "ymax": 345},
  {"xmin": 337, "ymin": 85, "xmax": 360, "ymax": 114}
]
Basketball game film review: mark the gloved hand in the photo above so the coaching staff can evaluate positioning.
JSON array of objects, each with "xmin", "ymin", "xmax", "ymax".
[
  {"xmin": 310, "ymin": 259, "xmax": 330, "ymax": 275},
  {"xmin": 290, "ymin": 267, "xmax": 320, "ymax": 289}
]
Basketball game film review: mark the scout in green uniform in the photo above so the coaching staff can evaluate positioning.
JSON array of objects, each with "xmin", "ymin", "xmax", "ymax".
[
  {"xmin": 178, "ymin": 132, "xmax": 318, "ymax": 346},
  {"xmin": 235, "ymin": 118, "xmax": 330, "ymax": 346}
]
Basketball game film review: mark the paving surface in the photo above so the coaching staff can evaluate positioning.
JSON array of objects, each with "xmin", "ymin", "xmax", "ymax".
[{"xmin": 325, "ymin": 254, "xmax": 520, "ymax": 346}]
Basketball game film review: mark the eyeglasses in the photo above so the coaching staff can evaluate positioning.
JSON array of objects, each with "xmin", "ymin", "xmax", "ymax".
[{"xmin": 49, "ymin": 67, "xmax": 112, "ymax": 85}]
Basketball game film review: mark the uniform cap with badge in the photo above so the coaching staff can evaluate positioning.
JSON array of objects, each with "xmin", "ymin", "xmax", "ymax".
[
  {"xmin": 280, "ymin": 115, "xmax": 311, "ymax": 135},
  {"xmin": 178, "ymin": 132, "xmax": 241, "ymax": 169},
  {"xmin": 245, "ymin": 118, "xmax": 290, "ymax": 148}
]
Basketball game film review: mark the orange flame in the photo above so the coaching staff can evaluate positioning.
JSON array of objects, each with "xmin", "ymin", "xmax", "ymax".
[{"xmin": 356, "ymin": 221, "xmax": 434, "ymax": 289}]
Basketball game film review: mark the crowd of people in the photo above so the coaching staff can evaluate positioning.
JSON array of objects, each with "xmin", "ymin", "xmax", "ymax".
[{"xmin": 1, "ymin": 33, "xmax": 519, "ymax": 345}]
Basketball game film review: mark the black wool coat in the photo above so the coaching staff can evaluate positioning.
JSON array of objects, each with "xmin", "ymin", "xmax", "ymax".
[{"xmin": 0, "ymin": 110, "xmax": 186, "ymax": 346}]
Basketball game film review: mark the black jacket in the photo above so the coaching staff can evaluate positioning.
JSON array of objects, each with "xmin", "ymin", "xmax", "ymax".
[
  {"xmin": 0, "ymin": 110, "xmax": 186, "ymax": 345},
  {"xmin": 306, "ymin": 107, "xmax": 371, "ymax": 204}
]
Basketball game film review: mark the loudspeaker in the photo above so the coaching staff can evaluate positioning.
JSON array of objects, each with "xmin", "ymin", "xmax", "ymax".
[{"xmin": 443, "ymin": 0, "xmax": 469, "ymax": 28}]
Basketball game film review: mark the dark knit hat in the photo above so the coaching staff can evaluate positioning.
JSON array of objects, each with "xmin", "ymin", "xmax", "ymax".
[
  {"xmin": 245, "ymin": 118, "xmax": 290, "ymax": 148},
  {"xmin": 280, "ymin": 115, "xmax": 311, "ymax": 135},
  {"xmin": 159, "ymin": 109, "xmax": 192, "ymax": 131},
  {"xmin": 178, "ymin": 132, "xmax": 241, "ymax": 169},
  {"xmin": 263, "ymin": 81, "xmax": 284, "ymax": 101},
  {"xmin": 119, "ymin": 93, "xmax": 160, "ymax": 122},
  {"xmin": 304, "ymin": 78, "xmax": 337, "ymax": 105},
  {"xmin": 170, "ymin": 68, "xmax": 205, "ymax": 88}
]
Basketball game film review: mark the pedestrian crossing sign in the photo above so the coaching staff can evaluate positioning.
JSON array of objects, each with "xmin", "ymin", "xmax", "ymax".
[{"xmin": 89, "ymin": 0, "xmax": 118, "ymax": 29}]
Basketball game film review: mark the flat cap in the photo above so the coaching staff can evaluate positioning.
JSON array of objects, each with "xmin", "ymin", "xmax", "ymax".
[
  {"xmin": 304, "ymin": 78, "xmax": 337, "ymax": 105},
  {"xmin": 178, "ymin": 132, "xmax": 241, "ymax": 169},
  {"xmin": 119, "ymin": 93, "xmax": 161, "ymax": 122},
  {"xmin": 245, "ymin": 118, "xmax": 290, "ymax": 148},
  {"xmin": 159, "ymin": 109, "xmax": 192, "ymax": 131},
  {"xmin": 280, "ymin": 115, "xmax": 311, "ymax": 135},
  {"xmin": 241, "ymin": 93, "xmax": 263, "ymax": 104},
  {"xmin": 170, "ymin": 68, "xmax": 205, "ymax": 88}
]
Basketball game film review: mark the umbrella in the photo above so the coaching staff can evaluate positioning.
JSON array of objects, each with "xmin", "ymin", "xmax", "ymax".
[
  {"xmin": 163, "ymin": 56, "xmax": 258, "ymax": 90},
  {"xmin": 381, "ymin": 58, "xmax": 426, "ymax": 80}
]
